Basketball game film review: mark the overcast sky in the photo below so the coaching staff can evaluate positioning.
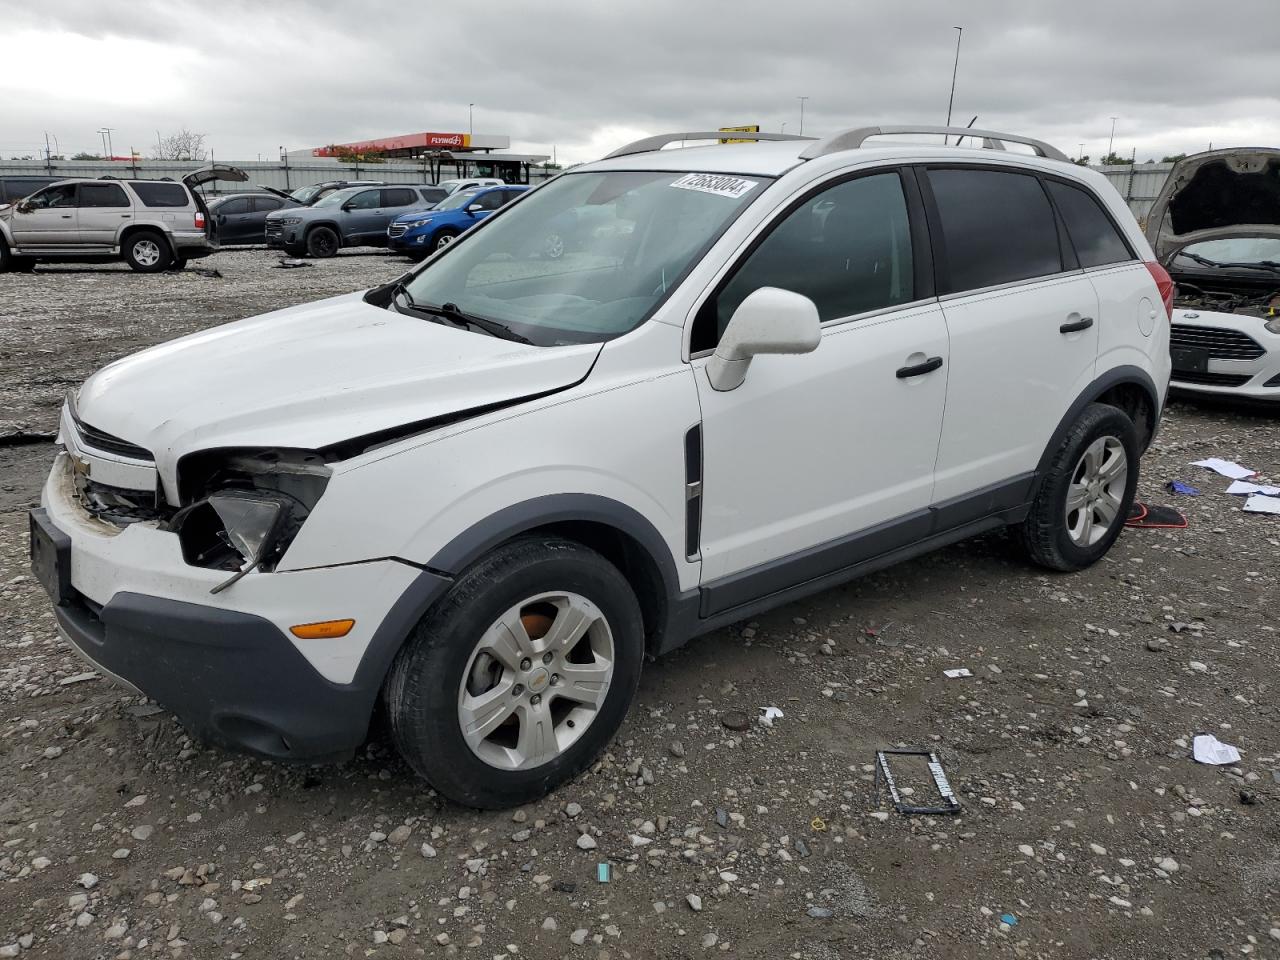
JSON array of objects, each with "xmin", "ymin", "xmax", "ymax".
[{"xmin": 2, "ymin": 0, "xmax": 1277, "ymax": 167}]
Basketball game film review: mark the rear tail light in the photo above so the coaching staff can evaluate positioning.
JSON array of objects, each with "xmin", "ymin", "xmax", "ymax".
[
  {"xmin": 194, "ymin": 211, "xmax": 206, "ymax": 229},
  {"xmin": 1144, "ymin": 260, "xmax": 1174, "ymax": 320}
]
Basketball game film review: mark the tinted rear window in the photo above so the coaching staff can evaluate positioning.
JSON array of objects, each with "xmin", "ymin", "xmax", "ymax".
[
  {"xmin": 928, "ymin": 168, "xmax": 1062, "ymax": 293},
  {"xmin": 1046, "ymin": 180, "xmax": 1132, "ymax": 268},
  {"xmin": 129, "ymin": 182, "xmax": 190, "ymax": 207},
  {"xmin": 254, "ymin": 196, "xmax": 284, "ymax": 212},
  {"xmin": 383, "ymin": 188, "xmax": 417, "ymax": 206}
]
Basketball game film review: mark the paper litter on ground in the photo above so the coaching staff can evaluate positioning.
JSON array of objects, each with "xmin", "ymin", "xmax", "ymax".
[
  {"xmin": 758, "ymin": 706, "xmax": 784, "ymax": 727},
  {"xmin": 1243, "ymin": 494, "xmax": 1280, "ymax": 515},
  {"xmin": 943, "ymin": 668, "xmax": 973, "ymax": 679},
  {"xmin": 1227, "ymin": 480, "xmax": 1280, "ymax": 496},
  {"xmin": 1191, "ymin": 458, "xmax": 1256, "ymax": 479},
  {"xmin": 1192, "ymin": 733, "xmax": 1241, "ymax": 765}
]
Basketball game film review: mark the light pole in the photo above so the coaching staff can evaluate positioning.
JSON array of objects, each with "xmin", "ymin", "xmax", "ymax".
[
  {"xmin": 780, "ymin": 121, "xmax": 788, "ymax": 134},
  {"xmin": 1107, "ymin": 117, "xmax": 1117, "ymax": 161},
  {"xmin": 1078, "ymin": 143, "xmax": 1085, "ymax": 162},
  {"xmin": 468, "ymin": 103, "xmax": 474, "ymax": 136},
  {"xmin": 797, "ymin": 97, "xmax": 809, "ymax": 136},
  {"xmin": 945, "ymin": 26, "xmax": 963, "ymax": 143}
]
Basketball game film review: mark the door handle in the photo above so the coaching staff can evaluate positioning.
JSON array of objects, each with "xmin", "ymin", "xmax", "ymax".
[
  {"xmin": 60, "ymin": 214, "xmax": 72, "ymax": 219},
  {"xmin": 896, "ymin": 356, "xmax": 944, "ymax": 379},
  {"xmin": 1060, "ymin": 316, "xmax": 1094, "ymax": 333}
]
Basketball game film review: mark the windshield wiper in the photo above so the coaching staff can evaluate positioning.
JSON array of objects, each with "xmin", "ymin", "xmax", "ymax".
[
  {"xmin": 413, "ymin": 301, "xmax": 533, "ymax": 344},
  {"xmin": 1179, "ymin": 251, "xmax": 1280, "ymax": 273}
]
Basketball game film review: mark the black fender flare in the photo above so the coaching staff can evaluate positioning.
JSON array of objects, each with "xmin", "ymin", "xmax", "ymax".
[
  {"xmin": 428, "ymin": 493, "xmax": 681, "ymax": 601},
  {"xmin": 1035, "ymin": 365, "xmax": 1160, "ymax": 477}
]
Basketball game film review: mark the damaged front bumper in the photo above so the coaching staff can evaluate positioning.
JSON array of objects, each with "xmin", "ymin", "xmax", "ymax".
[{"xmin": 34, "ymin": 452, "xmax": 444, "ymax": 760}]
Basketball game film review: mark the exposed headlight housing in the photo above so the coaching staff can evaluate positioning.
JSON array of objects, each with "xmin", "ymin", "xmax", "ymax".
[
  {"xmin": 1265, "ymin": 315, "xmax": 1280, "ymax": 335},
  {"xmin": 278, "ymin": 216, "xmax": 303, "ymax": 225},
  {"xmin": 168, "ymin": 449, "xmax": 330, "ymax": 592}
]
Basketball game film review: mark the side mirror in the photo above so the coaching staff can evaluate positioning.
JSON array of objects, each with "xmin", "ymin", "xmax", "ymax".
[
  {"xmin": 341, "ymin": 202, "xmax": 354, "ymax": 212},
  {"xmin": 466, "ymin": 204, "xmax": 483, "ymax": 214},
  {"xmin": 706, "ymin": 287, "xmax": 821, "ymax": 392},
  {"xmin": 15, "ymin": 200, "xmax": 33, "ymax": 214}
]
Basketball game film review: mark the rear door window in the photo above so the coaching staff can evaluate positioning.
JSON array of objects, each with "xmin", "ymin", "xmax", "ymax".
[
  {"xmin": 253, "ymin": 196, "xmax": 284, "ymax": 212},
  {"xmin": 1046, "ymin": 180, "xmax": 1133, "ymax": 267},
  {"xmin": 419, "ymin": 188, "xmax": 446, "ymax": 204},
  {"xmin": 927, "ymin": 168, "xmax": 1063, "ymax": 293},
  {"xmin": 78, "ymin": 183, "xmax": 130, "ymax": 207},
  {"xmin": 382, "ymin": 188, "xmax": 417, "ymax": 207},
  {"xmin": 130, "ymin": 182, "xmax": 191, "ymax": 207}
]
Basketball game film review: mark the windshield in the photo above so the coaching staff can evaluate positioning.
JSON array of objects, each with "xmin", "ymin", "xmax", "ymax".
[
  {"xmin": 433, "ymin": 190, "xmax": 481, "ymax": 211},
  {"xmin": 1176, "ymin": 237, "xmax": 1280, "ymax": 266},
  {"xmin": 402, "ymin": 170, "xmax": 766, "ymax": 345},
  {"xmin": 313, "ymin": 187, "xmax": 359, "ymax": 208},
  {"xmin": 290, "ymin": 184, "xmax": 325, "ymax": 203}
]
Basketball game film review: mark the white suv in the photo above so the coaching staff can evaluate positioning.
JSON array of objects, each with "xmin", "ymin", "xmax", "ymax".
[{"xmin": 31, "ymin": 125, "xmax": 1171, "ymax": 807}]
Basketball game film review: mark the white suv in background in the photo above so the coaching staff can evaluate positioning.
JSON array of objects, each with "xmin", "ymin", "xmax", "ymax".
[{"xmin": 32, "ymin": 125, "xmax": 1171, "ymax": 807}]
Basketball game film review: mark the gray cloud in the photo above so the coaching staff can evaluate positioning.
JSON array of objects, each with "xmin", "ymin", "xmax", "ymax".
[{"xmin": 2, "ymin": 0, "xmax": 1277, "ymax": 164}]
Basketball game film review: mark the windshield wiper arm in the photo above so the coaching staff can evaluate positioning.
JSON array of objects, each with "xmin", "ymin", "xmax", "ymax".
[
  {"xmin": 1179, "ymin": 251, "xmax": 1280, "ymax": 273},
  {"xmin": 417, "ymin": 301, "xmax": 533, "ymax": 344}
]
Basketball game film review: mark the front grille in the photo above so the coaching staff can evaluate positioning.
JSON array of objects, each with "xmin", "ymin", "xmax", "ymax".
[
  {"xmin": 1171, "ymin": 370, "xmax": 1254, "ymax": 387},
  {"xmin": 1170, "ymin": 324, "xmax": 1265, "ymax": 361},
  {"xmin": 265, "ymin": 221, "xmax": 284, "ymax": 238},
  {"xmin": 74, "ymin": 418, "xmax": 152, "ymax": 461},
  {"xmin": 388, "ymin": 223, "xmax": 408, "ymax": 239}
]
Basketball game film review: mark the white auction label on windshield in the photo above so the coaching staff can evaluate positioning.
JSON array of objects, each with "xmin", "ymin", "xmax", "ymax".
[{"xmin": 669, "ymin": 173, "xmax": 757, "ymax": 200}]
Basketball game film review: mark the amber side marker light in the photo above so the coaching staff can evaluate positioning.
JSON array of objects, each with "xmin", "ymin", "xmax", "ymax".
[{"xmin": 290, "ymin": 619, "xmax": 355, "ymax": 639}]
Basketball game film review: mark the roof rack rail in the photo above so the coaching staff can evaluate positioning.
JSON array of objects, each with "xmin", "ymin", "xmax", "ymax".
[
  {"xmin": 798, "ymin": 125, "xmax": 1070, "ymax": 163},
  {"xmin": 604, "ymin": 131, "xmax": 814, "ymax": 160}
]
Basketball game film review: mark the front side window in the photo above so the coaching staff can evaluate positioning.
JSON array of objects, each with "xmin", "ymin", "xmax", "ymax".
[
  {"xmin": 217, "ymin": 196, "xmax": 253, "ymax": 215},
  {"xmin": 928, "ymin": 168, "xmax": 1062, "ymax": 293},
  {"xmin": 699, "ymin": 172, "xmax": 915, "ymax": 349},
  {"xmin": 401, "ymin": 169, "xmax": 765, "ymax": 345},
  {"xmin": 474, "ymin": 189, "xmax": 505, "ymax": 211},
  {"xmin": 1047, "ymin": 180, "xmax": 1132, "ymax": 268},
  {"xmin": 27, "ymin": 184, "xmax": 77, "ymax": 209},
  {"xmin": 346, "ymin": 189, "xmax": 382, "ymax": 210},
  {"xmin": 78, "ymin": 183, "xmax": 129, "ymax": 208}
]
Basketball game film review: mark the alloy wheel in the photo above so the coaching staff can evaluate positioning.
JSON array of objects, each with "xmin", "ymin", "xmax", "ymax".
[
  {"xmin": 457, "ymin": 592, "xmax": 614, "ymax": 771},
  {"xmin": 133, "ymin": 240, "xmax": 161, "ymax": 267},
  {"xmin": 1065, "ymin": 436, "xmax": 1128, "ymax": 547}
]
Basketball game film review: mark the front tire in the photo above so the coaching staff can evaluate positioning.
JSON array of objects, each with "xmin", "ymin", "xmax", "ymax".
[
  {"xmin": 306, "ymin": 226, "xmax": 340, "ymax": 258},
  {"xmin": 432, "ymin": 228, "xmax": 459, "ymax": 252},
  {"xmin": 124, "ymin": 231, "xmax": 172, "ymax": 272},
  {"xmin": 385, "ymin": 537, "xmax": 644, "ymax": 808},
  {"xmin": 1018, "ymin": 403, "xmax": 1139, "ymax": 571}
]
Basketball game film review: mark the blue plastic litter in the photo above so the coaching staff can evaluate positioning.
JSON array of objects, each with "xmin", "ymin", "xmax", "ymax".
[
  {"xmin": 596, "ymin": 862, "xmax": 610, "ymax": 883},
  {"xmin": 1166, "ymin": 480, "xmax": 1200, "ymax": 496},
  {"xmin": 1001, "ymin": 913, "xmax": 1018, "ymax": 926}
]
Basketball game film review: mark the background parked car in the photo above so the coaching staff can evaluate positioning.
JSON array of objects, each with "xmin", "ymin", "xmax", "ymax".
[
  {"xmin": 265, "ymin": 184, "xmax": 446, "ymax": 257},
  {"xmin": 206, "ymin": 191, "xmax": 297, "ymax": 245},
  {"xmin": 1147, "ymin": 147, "xmax": 1280, "ymax": 402},
  {"xmin": 0, "ymin": 176, "xmax": 60, "ymax": 207},
  {"xmin": 436, "ymin": 177, "xmax": 505, "ymax": 195},
  {"xmin": 264, "ymin": 179, "xmax": 387, "ymax": 206},
  {"xmin": 0, "ymin": 165, "xmax": 248, "ymax": 273},
  {"xmin": 387, "ymin": 184, "xmax": 527, "ymax": 258}
]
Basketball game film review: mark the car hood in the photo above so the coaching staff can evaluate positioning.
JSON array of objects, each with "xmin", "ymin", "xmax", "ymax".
[
  {"xmin": 1146, "ymin": 148, "xmax": 1280, "ymax": 263},
  {"xmin": 392, "ymin": 208, "xmax": 448, "ymax": 224},
  {"xmin": 74, "ymin": 291, "xmax": 601, "ymax": 495}
]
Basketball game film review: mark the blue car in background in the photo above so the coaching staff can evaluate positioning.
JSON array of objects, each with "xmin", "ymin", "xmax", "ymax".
[{"xmin": 387, "ymin": 184, "xmax": 528, "ymax": 259}]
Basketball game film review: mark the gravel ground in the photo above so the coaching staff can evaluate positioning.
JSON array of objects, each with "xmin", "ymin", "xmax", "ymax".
[{"xmin": 2, "ymin": 249, "xmax": 1280, "ymax": 959}]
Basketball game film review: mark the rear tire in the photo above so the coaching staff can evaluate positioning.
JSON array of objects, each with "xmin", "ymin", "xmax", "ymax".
[
  {"xmin": 306, "ymin": 226, "xmax": 339, "ymax": 258},
  {"xmin": 1018, "ymin": 403, "xmax": 1139, "ymax": 572},
  {"xmin": 0, "ymin": 238, "xmax": 33, "ymax": 272},
  {"xmin": 385, "ymin": 536, "xmax": 644, "ymax": 809},
  {"xmin": 123, "ymin": 231, "xmax": 172, "ymax": 273}
]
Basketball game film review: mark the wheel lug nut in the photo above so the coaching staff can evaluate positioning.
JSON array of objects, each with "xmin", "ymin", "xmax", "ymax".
[
  {"xmin": 512, "ymin": 684, "xmax": 524, "ymax": 697},
  {"xmin": 542, "ymin": 652, "xmax": 554, "ymax": 665},
  {"xmin": 530, "ymin": 694, "xmax": 542, "ymax": 706},
  {"xmin": 550, "ymin": 674, "xmax": 560, "ymax": 686},
  {"xmin": 520, "ymin": 658, "xmax": 532, "ymax": 671}
]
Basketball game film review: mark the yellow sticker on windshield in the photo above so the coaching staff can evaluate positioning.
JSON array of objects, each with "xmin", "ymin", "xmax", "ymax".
[{"xmin": 669, "ymin": 173, "xmax": 757, "ymax": 200}]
